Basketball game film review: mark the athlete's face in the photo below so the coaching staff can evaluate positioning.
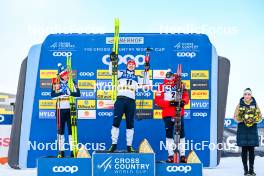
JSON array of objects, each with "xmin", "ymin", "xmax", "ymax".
[
  {"xmin": 62, "ymin": 73, "xmax": 69, "ymax": 81},
  {"xmin": 127, "ymin": 63, "xmax": 136, "ymax": 71},
  {"xmin": 244, "ymin": 93, "xmax": 252, "ymax": 101}
]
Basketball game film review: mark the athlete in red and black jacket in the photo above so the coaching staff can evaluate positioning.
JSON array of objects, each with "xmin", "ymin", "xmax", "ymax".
[{"xmin": 155, "ymin": 70, "xmax": 189, "ymax": 163}]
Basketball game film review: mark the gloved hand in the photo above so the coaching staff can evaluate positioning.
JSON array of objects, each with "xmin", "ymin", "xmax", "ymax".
[
  {"xmin": 66, "ymin": 89, "xmax": 71, "ymax": 95},
  {"xmin": 170, "ymin": 100, "xmax": 185, "ymax": 107},
  {"xmin": 110, "ymin": 52, "xmax": 118, "ymax": 61},
  {"xmin": 170, "ymin": 101, "xmax": 179, "ymax": 106},
  {"xmin": 180, "ymin": 101, "xmax": 185, "ymax": 108}
]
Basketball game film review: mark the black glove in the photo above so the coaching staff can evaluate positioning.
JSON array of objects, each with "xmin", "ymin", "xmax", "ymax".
[
  {"xmin": 170, "ymin": 101, "xmax": 179, "ymax": 106},
  {"xmin": 144, "ymin": 62, "xmax": 150, "ymax": 71},
  {"xmin": 170, "ymin": 100, "xmax": 185, "ymax": 107},
  {"xmin": 180, "ymin": 101, "xmax": 185, "ymax": 108},
  {"xmin": 110, "ymin": 52, "xmax": 118, "ymax": 61}
]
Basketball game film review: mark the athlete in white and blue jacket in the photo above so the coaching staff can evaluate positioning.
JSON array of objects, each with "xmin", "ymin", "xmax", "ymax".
[{"xmin": 108, "ymin": 59, "xmax": 150, "ymax": 152}]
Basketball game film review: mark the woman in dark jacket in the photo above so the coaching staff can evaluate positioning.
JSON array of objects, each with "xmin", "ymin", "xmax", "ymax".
[{"xmin": 234, "ymin": 88, "xmax": 262, "ymax": 176}]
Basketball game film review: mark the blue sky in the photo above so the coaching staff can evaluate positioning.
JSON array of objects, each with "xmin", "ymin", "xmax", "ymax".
[{"xmin": 0, "ymin": 0, "xmax": 263, "ymax": 116}]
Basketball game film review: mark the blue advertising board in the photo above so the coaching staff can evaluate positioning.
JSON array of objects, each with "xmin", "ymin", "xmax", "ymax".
[
  {"xmin": 0, "ymin": 114, "xmax": 13, "ymax": 125},
  {"xmin": 92, "ymin": 152, "xmax": 155, "ymax": 176},
  {"xmin": 37, "ymin": 157, "xmax": 91, "ymax": 176},
  {"xmin": 18, "ymin": 33, "xmax": 218, "ymax": 168},
  {"xmin": 156, "ymin": 162, "xmax": 203, "ymax": 176}
]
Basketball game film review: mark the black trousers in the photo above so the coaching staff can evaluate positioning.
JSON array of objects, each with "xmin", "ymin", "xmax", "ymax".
[
  {"xmin": 241, "ymin": 146, "xmax": 255, "ymax": 172},
  {"xmin": 113, "ymin": 96, "xmax": 136, "ymax": 129},
  {"xmin": 163, "ymin": 116, "xmax": 185, "ymax": 138},
  {"xmin": 56, "ymin": 109, "xmax": 72, "ymax": 135}
]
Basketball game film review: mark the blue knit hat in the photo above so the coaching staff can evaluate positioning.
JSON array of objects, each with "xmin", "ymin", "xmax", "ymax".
[{"xmin": 57, "ymin": 63, "xmax": 68, "ymax": 77}]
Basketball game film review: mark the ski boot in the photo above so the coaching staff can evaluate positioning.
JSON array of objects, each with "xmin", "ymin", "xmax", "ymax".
[
  {"xmin": 57, "ymin": 151, "xmax": 64, "ymax": 158},
  {"xmin": 127, "ymin": 146, "xmax": 135, "ymax": 153},
  {"xmin": 180, "ymin": 156, "xmax": 187, "ymax": 163},
  {"xmin": 166, "ymin": 156, "xmax": 174, "ymax": 163},
  {"xmin": 108, "ymin": 144, "xmax": 117, "ymax": 152}
]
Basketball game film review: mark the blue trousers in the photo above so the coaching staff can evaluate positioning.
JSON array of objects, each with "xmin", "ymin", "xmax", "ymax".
[
  {"xmin": 112, "ymin": 96, "xmax": 136, "ymax": 129},
  {"xmin": 56, "ymin": 109, "xmax": 72, "ymax": 135}
]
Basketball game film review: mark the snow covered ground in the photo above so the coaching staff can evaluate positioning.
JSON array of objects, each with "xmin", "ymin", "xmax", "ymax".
[
  {"xmin": 0, "ymin": 157, "xmax": 264, "ymax": 176},
  {"xmin": 204, "ymin": 157, "xmax": 264, "ymax": 176}
]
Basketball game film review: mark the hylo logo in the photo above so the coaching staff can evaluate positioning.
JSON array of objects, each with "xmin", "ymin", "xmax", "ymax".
[
  {"xmin": 191, "ymin": 100, "xmax": 210, "ymax": 109},
  {"xmin": 52, "ymin": 166, "xmax": 78, "ymax": 174},
  {"xmin": 81, "ymin": 91, "xmax": 95, "ymax": 98},
  {"xmin": 39, "ymin": 111, "xmax": 55, "ymax": 117},
  {"xmin": 52, "ymin": 52, "xmax": 72, "ymax": 57},
  {"xmin": 166, "ymin": 165, "xmax": 192, "ymax": 173}
]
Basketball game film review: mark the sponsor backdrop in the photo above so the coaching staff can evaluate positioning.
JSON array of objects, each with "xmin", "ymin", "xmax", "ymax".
[
  {"xmin": 0, "ymin": 93, "xmax": 14, "ymax": 165},
  {"xmin": 0, "ymin": 114, "xmax": 13, "ymax": 165},
  {"xmin": 38, "ymin": 158, "xmax": 91, "ymax": 176},
  {"xmin": 0, "ymin": 123, "xmax": 12, "ymax": 164},
  {"xmin": 156, "ymin": 163, "xmax": 203, "ymax": 176},
  {"xmin": 18, "ymin": 33, "xmax": 218, "ymax": 168},
  {"xmin": 92, "ymin": 153, "xmax": 155, "ymax": 176}
]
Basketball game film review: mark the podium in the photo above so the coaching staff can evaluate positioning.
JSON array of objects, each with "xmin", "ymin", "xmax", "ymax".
[
  {"xmin": 92, "ymin": 151, "xmax": 155, "ymax": 176},
  {"xmin": 37, "ymin": 153, "xmax": 203, "ymax": 176},
  {"xmin": 37, "ymin": 157, "xmax": 91, "ymax": 176},
  {"xmin": 156, "ymin": 162, "xmax": 203, "ymax": 176}
]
